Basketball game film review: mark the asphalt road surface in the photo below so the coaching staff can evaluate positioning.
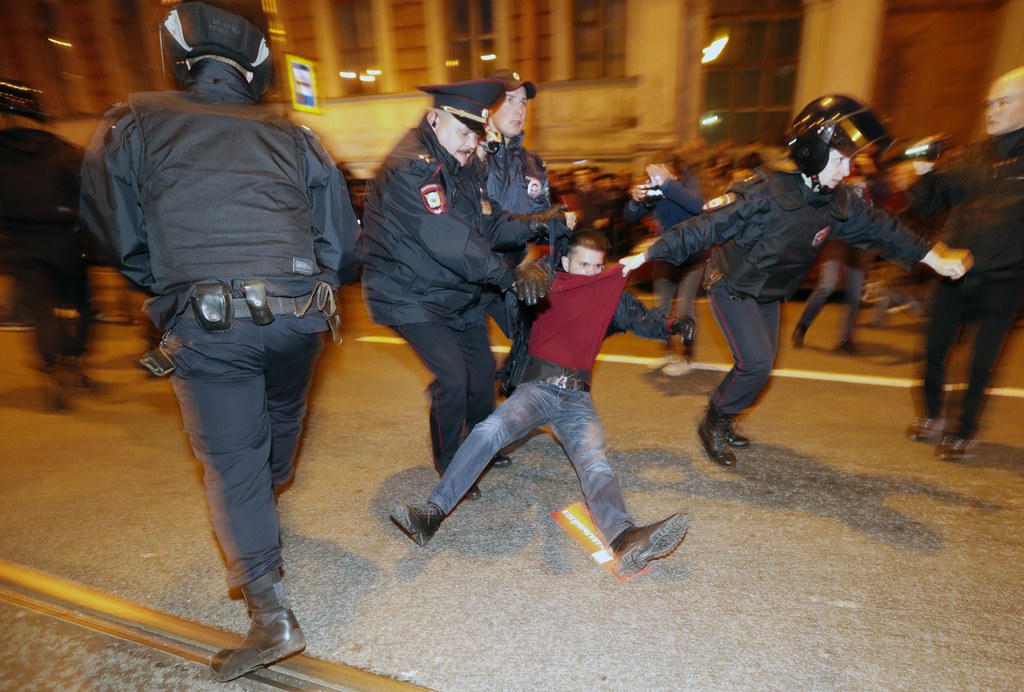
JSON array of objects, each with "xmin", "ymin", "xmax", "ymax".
[{"xmin": 2, "ymin": 285, "xmax": 1022, "ymax": 690}]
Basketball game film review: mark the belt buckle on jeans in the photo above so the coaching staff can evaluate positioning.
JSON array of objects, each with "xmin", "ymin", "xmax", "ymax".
[{"xmin": 553, "ymin": 375, "xmax": 569, "ymax": 388}]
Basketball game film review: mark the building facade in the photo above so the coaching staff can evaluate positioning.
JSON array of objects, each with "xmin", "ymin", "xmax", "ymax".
[{"xmin": 1, "ymin": 0, "xmax": 1022, "ymax": 176}]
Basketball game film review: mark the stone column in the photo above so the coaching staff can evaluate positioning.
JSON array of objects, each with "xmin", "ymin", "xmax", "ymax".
[{"xmin": 793, "ymin": 0, "xmax": 885, "ymax": 112}]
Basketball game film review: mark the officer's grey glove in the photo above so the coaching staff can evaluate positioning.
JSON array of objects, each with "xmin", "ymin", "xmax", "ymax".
[
  {"xmin": 669, "ymin": 315, "xmax": 696, "ymax": 344},
  {"xmin": 512, "ymin": 261, "xmax": 555, "ymax": 306}
]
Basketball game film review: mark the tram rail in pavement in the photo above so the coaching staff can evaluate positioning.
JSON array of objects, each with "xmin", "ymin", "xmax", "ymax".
[{"xmin": 0, "ymin": 559, "xmax": 427, "ymax": 691}]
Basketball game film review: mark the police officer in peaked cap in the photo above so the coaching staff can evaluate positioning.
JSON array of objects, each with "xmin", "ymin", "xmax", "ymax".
[
  {"xmin": 361, "ymin": 78, "xmax": 566, "ymax": 496},
  {"xmin": 80, "ymin": 2, "xmax": 359, "ymax": 681}
]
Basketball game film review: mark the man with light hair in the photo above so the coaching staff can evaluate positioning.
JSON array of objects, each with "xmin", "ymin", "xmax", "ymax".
[{"xmin": 906, "ymin": 66, "xmax": 1024, "ymax": 460}]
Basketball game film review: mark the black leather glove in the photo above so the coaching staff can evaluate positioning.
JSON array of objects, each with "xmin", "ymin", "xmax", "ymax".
[
  {"xmin": 526, "ymin": 204, "xmax": 570, "ymax": 241},
  {"xmin": 669, "ymin": 315, "xmax": 696, "ymax": 344},
  {"xmin": 512, "ymin": 261, "xmax": 555, "ymax": 306}
]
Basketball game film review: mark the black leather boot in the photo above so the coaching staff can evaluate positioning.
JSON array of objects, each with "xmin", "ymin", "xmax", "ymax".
[
  {"xmin": 610, "ymin": 513, "xmax": 689, "ymax": 577},
  {"xmin": 698, "ymin": 406, "xmax": 737, "ymax": 467},
  {"xmin": 724, "ymin": 419, "xmax": 750, "ymax": 447},
  {"xmin": 390, "ymin": 501, "xmax": 446, "ymax": 546},
  {"xmin": 210, "ymin": 570, "xmax": 306, "ymax": 682}
]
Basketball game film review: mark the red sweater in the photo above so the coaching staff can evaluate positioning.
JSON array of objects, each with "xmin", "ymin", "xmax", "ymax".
[{"xmin": 527, "ymin": 268, "xmax": 628, "ymax": 371}]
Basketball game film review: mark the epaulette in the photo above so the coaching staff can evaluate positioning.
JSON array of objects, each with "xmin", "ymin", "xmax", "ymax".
[{"xmin": 702, "ymin": 192, "xmax": 739, "ymax": 212}]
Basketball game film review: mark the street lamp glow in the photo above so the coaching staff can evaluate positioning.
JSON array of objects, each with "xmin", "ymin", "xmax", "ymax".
[
  {"xmin": 480, "ymin": 54, "xmax": 497, "ymax": 61},
  {"xmin": 359, "ymin": 74, "xmax": 376, "ymax": 82},
  {"xmin": 701, "ymin": 36, "xmax": 728, "ymax": 63},
  {"xmin": 366, "ymin": 69, "xmax": 382, "ymax": 76},
  {"xmin": 339, "ymin": 71, "xmax": 357, "ymax": 78},
  {"xmin": 701, "ymin": 115, "xmax": 720, "ymax": 126}
]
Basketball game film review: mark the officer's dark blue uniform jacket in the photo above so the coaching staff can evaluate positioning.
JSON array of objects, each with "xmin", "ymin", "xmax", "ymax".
[
  {"xmin": 486, "ymin": 131, "xmax": 550, "ymax": 216},
  {"xmin": 80, "ymin": 59, "xmax": 358, "ymax": 329},
  {"xmin": 361, "ymin": 117, "xmax": 539, "ymax": 330},
  {"xmin": 646, "ymin": 164, "xmax": 932, "ymax": 302}
]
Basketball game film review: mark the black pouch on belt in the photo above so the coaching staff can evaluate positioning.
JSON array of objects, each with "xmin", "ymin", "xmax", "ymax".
[
  {"xmin": 242, "ymin": 279, "xmax": 275, "ymax": 325},
  {"xmin": 189, "ymin": 282, "xmax": 233, "ymax": 332}
]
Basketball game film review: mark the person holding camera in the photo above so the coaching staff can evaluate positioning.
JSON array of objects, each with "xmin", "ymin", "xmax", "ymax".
[
  {"xmin": 80, "ymin": 2, "xmax": 359, "ymax": 680},
  {"xmin": 625, "ymin": 161, "xmax": 706, "ymax": 375},
  {"xmin": 905, "ymin": 66, "xmax": 1024, "ymax": 460},
  {"xmin": 390, "ymin": 231, "xmax": 691, "ymax": 578},
  {"xmin": 619, "ymin": 95, "xmax": 972, "ymax": 468}
]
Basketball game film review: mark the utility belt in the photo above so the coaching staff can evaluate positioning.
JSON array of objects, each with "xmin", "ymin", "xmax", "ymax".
[
  {"xmin": 179, "ymin": 279, "xmax": 342, "ymax": 343},
  {"xmin": 521, "ymin": 356, "xmax": 591, "ymax": 392}
]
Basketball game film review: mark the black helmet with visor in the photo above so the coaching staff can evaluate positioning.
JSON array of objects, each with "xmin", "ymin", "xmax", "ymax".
[
  {"xmin": 160, "ymin": 2, "xmax": 272, "ymax": 99},
  {"xmin": 787, "ymin": 95, "xmax": 893, "ymax": 181}
]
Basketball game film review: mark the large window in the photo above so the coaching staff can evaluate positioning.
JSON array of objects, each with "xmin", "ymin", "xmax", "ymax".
[
  {"xmin": 333, "ymin": 0, "xmax": 380, "ymax": 95},
  {"xmin": 701, "ymin": 0, "xmax": 802, "ymax": 146},
  {"xmin": 446, "ymin": 0, "xmax": 496, "ymax": 82},
  {"xmin": 573, "ymin": 0, "xmax": 626, "ymax": 80}
]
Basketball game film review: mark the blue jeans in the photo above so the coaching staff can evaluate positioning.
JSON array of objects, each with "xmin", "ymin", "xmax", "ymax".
[{"xmin": 427, "ymin": 380, "xmax": 634, "ymax": 544}]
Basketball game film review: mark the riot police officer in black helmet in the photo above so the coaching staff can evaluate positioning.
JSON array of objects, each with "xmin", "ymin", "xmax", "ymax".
[
  {"xmin": 620, "ymin": 94, "xmax": 971, "ymax": 468},
  {"xmin": 80, "ymin": 2, "xmax": 359, "ymax": 681},
  {"xmin": 0, "ymin": 79, "xmax": 93, "ymax": 410}
]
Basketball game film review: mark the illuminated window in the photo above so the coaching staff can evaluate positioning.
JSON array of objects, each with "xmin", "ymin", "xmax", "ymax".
[
  {"xmin": 573, "ymin": 0, "xmax": 626, "ymax": 80},
  {"xmin": 333, "ymin": 0, "xmax": 380, "ymax": 95},
  {"xmin": 445, "ymin": 0, "xmax": 495, "ymax": 81},
  {"xmin": 702, "ymin": 0, "xmax": 802, "ymax": 145}
]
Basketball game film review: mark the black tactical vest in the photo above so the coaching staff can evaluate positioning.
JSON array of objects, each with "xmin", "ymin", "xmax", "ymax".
[{"xmin": 128, "ymin": 92, "xmax": 317, "ymax": 296}]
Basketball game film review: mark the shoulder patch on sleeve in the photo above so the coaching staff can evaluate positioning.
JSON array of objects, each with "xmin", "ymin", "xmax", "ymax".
[
  {"xmin": 702, "ymin": 192, "xmax": 738, "ymax": 211},
  {"xmin": 420, "ymin": 182, "xmax": 448, "ymax": 214}
]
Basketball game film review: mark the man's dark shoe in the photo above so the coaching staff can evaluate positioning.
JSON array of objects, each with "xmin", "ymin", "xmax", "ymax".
[
  {"xmin": 390, "ymin": 502, "xmax": 446, "ymax": 546},
  {"xmin": 907, "ymin": 416, "xmax": 944, "ymax": 443},
  {"xmin": 833, "ymin": 339, "xmax": 860, "ymax": 354},
  {"xmin": 464, "ymin": 484, "xmax": 482, "ymax": 501},
  {"xmin": 490, "ymin": 453, "xmax": 512, "ymax": 468},
  {"xmin": 698, "ymin": 407, "xmax": 737, "ymax": 467},
  {"xmin": 610, "ymin": 513, "xmax": 689, "ymax": 577},
  {"xmin": 791, "ymin": 325, "xmax": 807, "ymax": 348},
  {"xmin": 210, "ymin": 571, "xmax": 305, "ymax": 682},
  {"xmin": 936, "ymin": 434, "xmax": 970, "ymax": 461}
]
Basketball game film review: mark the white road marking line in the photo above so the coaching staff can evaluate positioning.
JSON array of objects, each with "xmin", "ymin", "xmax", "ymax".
[{"xmin": 353, "ymin": 336, "xmax": 1024, "ymax": 398}]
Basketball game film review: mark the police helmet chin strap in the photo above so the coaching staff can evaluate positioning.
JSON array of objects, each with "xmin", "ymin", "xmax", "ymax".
[
  {"xmin": 186, "ymin": 55, "xmax": 255, "ymax": 83},
  {"xmin": 801, "ymin": 172, "xmax": 832, "ymax": 195}
]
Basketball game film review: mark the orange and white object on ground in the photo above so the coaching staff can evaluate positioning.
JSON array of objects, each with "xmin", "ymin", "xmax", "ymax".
[{"xmin": 551, "ymin": 501, "xmax": 649, "ymax": 582}]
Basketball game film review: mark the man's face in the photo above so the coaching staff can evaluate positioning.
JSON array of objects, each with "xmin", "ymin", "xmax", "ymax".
[
  {"xmin": 985, "ymin": 77, "xmax": 1024, "ymax": 136},
  {"xmin": 431, "ymin": 111, "xmax": 480, "ymax": 166},
  {"xmin": 490, "ymin": 86, "xmax": 529, "ymax": 139},
  {"xmin": 817, "ymin": 148, "xmax": 852, "ymax": 189},
  {"xmin": 561, "ymin": 246, "xmax": 606, "ymax": 276}
]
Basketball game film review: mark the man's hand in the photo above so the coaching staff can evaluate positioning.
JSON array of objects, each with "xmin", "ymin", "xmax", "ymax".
[
  {"xmin": 619, "ymin": 252, "xmax": 647, "ymax": 276},
  {"xmin": 646, "ymin": 163, "xmax": 674, "ymax": 186},
  {"xmin": 921, "ymin": 243, "xmax": 973, "ymax": 280},
  {"xmin": 527, "ymin": 204, "xmax": 570, "ymax": 237},
  {"xmin": 669, "ymin": 315, "xmax": 696, "ymax": 344},
  {"xmin": 512, "ymin": 261, "xmax": 555, "ymax": 305}
]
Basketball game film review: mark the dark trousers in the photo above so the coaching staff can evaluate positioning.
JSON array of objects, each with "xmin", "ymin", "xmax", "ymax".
[
  {"xmin": 706, "ymin": 282, "xmax": 781, "ymax": 415},
  {"xmin": 921, "ymin": 277, "xmax": 1024, "ymax": 438},
  {"xmin": 395, "ymin": 322, "xmax": 496, "ymax": 474},
  {"xmin": 167, "ymin": 315, "xmax": 325, "ymax": 588},
  {"xmin": 16, "ymin": 255, "xmax": 91, "ymax": 368}
]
